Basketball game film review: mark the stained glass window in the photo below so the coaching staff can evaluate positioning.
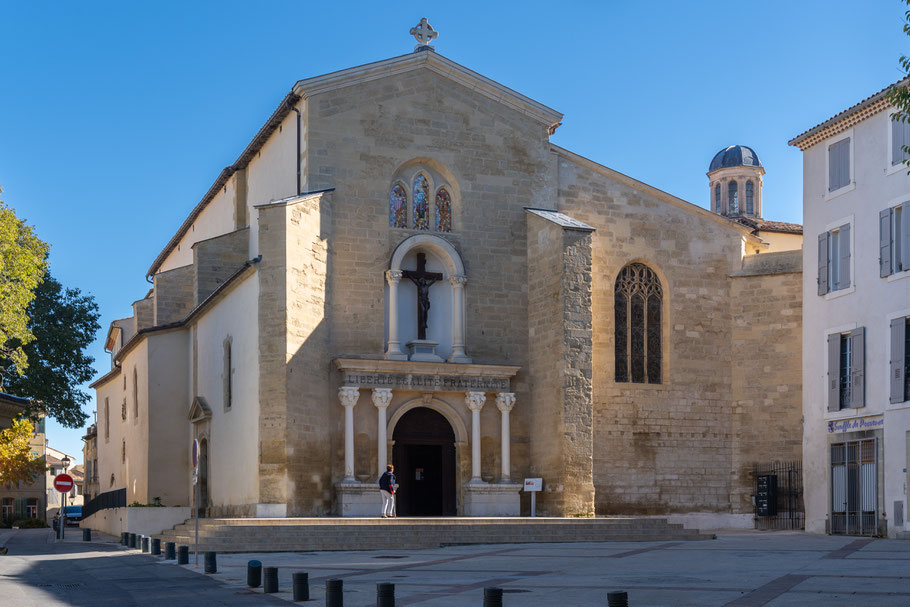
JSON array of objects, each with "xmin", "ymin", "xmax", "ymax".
[
  {"xmin": 435, "ymin": 187, "xmax": 452, "ymax": 232},
  {"xmin": 413, "ymin": 174, "xmax": 430, "ymax": 230},
  {"xmin": 614, "ymin": 263, "xmax": 662, "ymax": 384},
  {"xmin": 389, "ymin": 184, "xmax": 407, "ymax": 228}
]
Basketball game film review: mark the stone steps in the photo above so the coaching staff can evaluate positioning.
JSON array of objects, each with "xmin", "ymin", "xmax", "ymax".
[{"xmin": 152, "ymin": 517, "xmax": 712, "ymax": 553}]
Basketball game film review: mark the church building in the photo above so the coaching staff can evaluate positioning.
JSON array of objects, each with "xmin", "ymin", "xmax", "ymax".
[{"xmin": 90, "ymin": 21, "xmax": 803, "ymax": 527}]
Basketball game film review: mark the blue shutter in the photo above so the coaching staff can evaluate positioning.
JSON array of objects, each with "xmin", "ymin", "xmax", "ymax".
[
  {"xmin": 838, "ymin": 224, "xmax": 851, "ymax": 289},
  {"xmin": 881, "ymin": 208, "xmax": 893, "ymax": 277},
  {"xmin": 891, "ymin": 318, "xmax": 906, "ymax": 404},
  {"xmin": 818, "ymin": 232, "xmax": 829, "ymax": 295},
  {"xmin": 829, "ymin": 138, "xmax": 850, "ymax": 191},
  {"xmin": 849, "ymin": 327, "xmax": 865, "ymax": 408},
  {"xmin": 828, "ymin": 333, "xmax": 841, "ymax": 411}
]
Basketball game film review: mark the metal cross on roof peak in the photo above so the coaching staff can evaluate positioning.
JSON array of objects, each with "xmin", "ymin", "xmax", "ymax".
[{"xmin": 410, "ymin": 17, "xmax": 438, "ymax": 51}]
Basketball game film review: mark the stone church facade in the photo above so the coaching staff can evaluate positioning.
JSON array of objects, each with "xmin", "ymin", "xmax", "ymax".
[{"xmin": 90, "ymin": 32, "xmax": 803, "ymax": 525}]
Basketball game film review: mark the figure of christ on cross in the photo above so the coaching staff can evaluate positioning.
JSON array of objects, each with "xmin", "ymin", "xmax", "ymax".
[{"xmin": 403, "ymin": 252, "xmax": 443, "ymax": 340}]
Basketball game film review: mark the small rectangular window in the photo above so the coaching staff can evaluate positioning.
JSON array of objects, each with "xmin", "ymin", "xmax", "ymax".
[
  {"xmin": 829, "ymin": 138, "xmax": 851, "ymax": 191},
  {"xmin": 818, "ymin": 224, "xmax": 851, "ymax": 294},
  {"xmin": 828, "ymin": 327, "xmax": 865, "ymax": 411},
  {"xmin": 880, "ymin": 203, "xmax": 910, "ymax": 277}
]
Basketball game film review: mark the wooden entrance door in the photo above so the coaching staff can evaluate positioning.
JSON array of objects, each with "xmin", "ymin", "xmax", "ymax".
[{"xmin": 392, "ymin": 408, "xmax": 456, "ymax": 516}]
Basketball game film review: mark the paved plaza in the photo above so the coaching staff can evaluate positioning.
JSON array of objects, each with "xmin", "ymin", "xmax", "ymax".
[{"xmin": 1, "ymin": 528, "xmax": 910, "ymax": 605}]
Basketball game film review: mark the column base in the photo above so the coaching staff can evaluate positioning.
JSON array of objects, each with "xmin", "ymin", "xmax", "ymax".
[
  {"xmin": 463, "ymin": 482, "xmax": 522, "ymax": 516},
  {"xmin": 336, "ymin": 481, "xmax": 381, "ymax": 517}
]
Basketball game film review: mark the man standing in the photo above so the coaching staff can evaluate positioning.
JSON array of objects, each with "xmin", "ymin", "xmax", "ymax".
[{"xmin": 379, "ymin": 465, "xmax": 396, "ymax": 518}]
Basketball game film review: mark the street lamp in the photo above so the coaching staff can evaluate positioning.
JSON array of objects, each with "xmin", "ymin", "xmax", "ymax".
[{"xmin": 59, "ymin": 455, "xmax": 71, "ymax": 540}]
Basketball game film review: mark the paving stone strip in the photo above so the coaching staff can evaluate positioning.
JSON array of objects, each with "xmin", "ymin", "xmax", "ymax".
[
  {"xmin": 822, "ymin": 538, "xmax": 875, "ymax": 559},
  {"xmin": 722, "ymin": 574, "xmax": 811, "ymax": 607},
  {"xmin": 605, "ymin": 541, "xmax": 682, "ymax": 558}
]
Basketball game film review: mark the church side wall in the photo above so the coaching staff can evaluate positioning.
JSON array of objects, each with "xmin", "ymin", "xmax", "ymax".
[
  {"xmin": 153, "ymin": 265, "xmax": 194, "ymax": 326},
  {"xmin": 301, "ymin": 69, "xmax": 555, "ymax": 502},
  {"xmin": 158, "ymin": 182, "xmax": 238, "ymax": 274},
  {"xmin": 193, "ymin": 275, "xmax": 260, "ymax": 513},
  {"xmin": 729, "ymin": 263, "xmax": 803, "ymax": 515},
  {"xmin": 192, "ymin": 228, "xmax": 250, "ymax": 305},
  {"xmin": 556, "ymin": 154, "xmax": 744, "ymax": 516}
]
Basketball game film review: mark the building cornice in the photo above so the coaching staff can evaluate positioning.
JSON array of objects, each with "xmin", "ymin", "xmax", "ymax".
[{"xmin": 333, "ymin": 357, "xmax": 520, "ymax": 379}]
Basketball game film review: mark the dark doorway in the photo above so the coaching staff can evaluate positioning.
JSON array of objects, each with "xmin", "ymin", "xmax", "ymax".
[{"xmin": 392, "ymin": 407, "xmax": 456, "ymax": 516}]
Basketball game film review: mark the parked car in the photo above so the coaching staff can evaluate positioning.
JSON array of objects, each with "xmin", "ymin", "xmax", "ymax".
[{"xmin": 63, "ymin": 505, "xmax": 82, "ymax": 525}]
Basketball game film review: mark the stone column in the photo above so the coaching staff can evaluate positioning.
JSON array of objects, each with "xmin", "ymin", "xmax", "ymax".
[
  {"xmin": 385, "ymin": 270, "xmax": 406, "ymax": 360},
  {"xmin": 372, "ymin": 388, "xmax": 393, "ymax": 476},
  {"xmin": 465, "ymin": 392, "xmax": 486, "ymax": 482},
  {"xmin": 448, "ymin": 275, "xmax": 470, "ymax": 363},
  {"xmin": 495, "ymin": 393, "xmax": 516, "ymax": 482},
  {"xmin": 338, "ymin": 387, "xmax": 360, "ymax": 481}
]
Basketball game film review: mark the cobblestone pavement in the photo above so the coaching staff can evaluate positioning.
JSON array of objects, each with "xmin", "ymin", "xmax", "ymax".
[
  {"xmin": 2, "ymin": 529, "xmax": 910, "ymax": 606},
  {"xmin": 0, "ymin": 528, "xmax": 286, "ymax": 606}
]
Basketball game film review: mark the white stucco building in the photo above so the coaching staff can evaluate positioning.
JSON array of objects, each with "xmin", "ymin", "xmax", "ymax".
[{"xmin": 791, "ymin": 79, "xmax": 910, "ymax": 537}]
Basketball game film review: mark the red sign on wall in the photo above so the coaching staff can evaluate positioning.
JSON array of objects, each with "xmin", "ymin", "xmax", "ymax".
[{"xmin": 53, "ymin": 474, "xmax": 74, "ymax": 493}]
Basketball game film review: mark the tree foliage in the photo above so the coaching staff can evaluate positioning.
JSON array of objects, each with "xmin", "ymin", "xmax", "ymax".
[
  {"xmin": 0, "ymin": 188, "xmax": 48, "ymax": 381},
  {"xmin": 0, "ymin": 418, "xmax": 45, "ymax": 485},
  {"xmin": 889, "ymin": 0, "xmax": 910, "ymax": 165},
  {"xmin": 2, "ymin": 272, "xmax": 100, "ymax": 428}
]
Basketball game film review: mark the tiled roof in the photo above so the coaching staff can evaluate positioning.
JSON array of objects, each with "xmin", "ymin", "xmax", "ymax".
[{"xmin": 734, "ymin": 216, "xmax": 803, "ymax": 235}]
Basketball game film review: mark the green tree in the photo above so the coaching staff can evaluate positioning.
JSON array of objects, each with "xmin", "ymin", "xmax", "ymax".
[
  {"xmin": 0, "ymin": 187, "xmax": 48, "ymax": 381},
  {"xmin": 0, "ymin": 418, "xmax": 45, "ymax": 485},
  {"xmin": 2, "ymin": 272, "xmax": 100, "ymax": 428}
]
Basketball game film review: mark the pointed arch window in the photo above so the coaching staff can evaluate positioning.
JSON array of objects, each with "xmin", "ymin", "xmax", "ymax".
[
  {"xmin": 435, "ymin": 187, "xmax": 452, "ymax": 232},
  {"xmin": 412, "ymin": 173, "xmax": 430, "ymax": 230},
  {"xmin": 714, "ymin": 183, "xmax": 721, "ymax": 212},
  {"xmin": 614, "ymin": 263, "xmax": 662, "ymax": 384},
  {"xmin": 745, "ymin": 180, "xmax": 754, "ymax": 215},
  {"xmin": 389, "ymin": 184, "xmax": 407, "ymax": 228},
  {"xmin": 728, "ymin": 181, "xmax": 739, "ymax": 214}
]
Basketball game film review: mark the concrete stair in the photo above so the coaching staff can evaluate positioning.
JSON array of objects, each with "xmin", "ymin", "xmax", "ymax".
[{"xmin": 152, "ymin": 517, "xmax": 713, "ymax": 553}]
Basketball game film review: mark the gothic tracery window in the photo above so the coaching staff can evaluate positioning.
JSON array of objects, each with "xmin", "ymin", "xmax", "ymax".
[
  {"xmin": 389, "ymin": 183, "xmax": 407, "ymax": 228},
  {"xmin": 614, "ymin": 263, "xmax": 662, "ymax": 384},
  {"xmin": 435, "ymin": 187, "xmax": 452, "ymax": 232},
  {"xmin": 412, "ymin": 173, "xmax": 430, "ymax": 230}
]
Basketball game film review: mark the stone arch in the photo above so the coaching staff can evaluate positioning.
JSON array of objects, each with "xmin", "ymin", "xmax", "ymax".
[
  {"xmin": 387, "ymin": 396, "xmax": 468, "ymax": 445},
  {"xmin": 390, "ymin": 233, "xmax": 464, "ymax": 276}
]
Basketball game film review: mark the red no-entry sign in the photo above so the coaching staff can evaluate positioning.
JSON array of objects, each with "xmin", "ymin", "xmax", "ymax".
[{"xmin": 53, "ymin": 473, "xmax": 74, "ymax": 493}]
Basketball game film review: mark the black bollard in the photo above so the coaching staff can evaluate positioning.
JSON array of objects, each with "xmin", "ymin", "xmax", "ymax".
[
  {"xmin": 82, "ymin": 528, "xmax": 91, "ymax": 542},
  {"xmin": 263, "ymin": 566, "xmax": 279, "ymax": 594},
  {"xmin": 177, "ymin": 545, "xmax": 189, "ymax": 565},
  {"xmin": 377, "ymin": 582, "xmax": 395, "ymax": 607},
  {"xmin": 247, "ymin": 560, "xmax": 262, "ymax": 588},
  {"xmin": 141, "ymin": 537, "xmax": 149, "ymax": 552},
  {"xmin": 128, "ymin": 533, "xmax": 137, "ymax": 549},
  {"xmin": 292, "ymin": 572, "xmax": 309, "ymax": 601},
  {"xmin": 164, "ymin": 541, "xmax": 176, "ymax": 560},
  {"xmin": 606, "ymin": 591, "xmax": 629, "ymax": 607},
  {"xmin": 484, "ymin": 587, "xmax": 503, "ymax": 607},
  {"xmin": 326, "ymin": 578, "xmax": 343, "ymax": 607},
  {"xmin": 204, "ymin": 551, "xmax": 217, "ymax": 574},
  {"xmin": 151, "ymin": 538, "xmax": 161, "ymax": 555},
  {"xmin": 121, "ymin": 532, "xmax": 129, "ymax": 546}
]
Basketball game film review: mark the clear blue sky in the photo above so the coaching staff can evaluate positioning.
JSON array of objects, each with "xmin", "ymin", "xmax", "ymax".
[{"xmin": 0, "ymin": 1, "xmax": 905, "ymax": 463}]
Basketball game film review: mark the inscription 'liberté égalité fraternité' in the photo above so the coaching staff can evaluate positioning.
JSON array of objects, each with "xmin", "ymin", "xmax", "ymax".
[{"xmin": 343, "ymin": 372, "xmax": 509, "ymax": 392}]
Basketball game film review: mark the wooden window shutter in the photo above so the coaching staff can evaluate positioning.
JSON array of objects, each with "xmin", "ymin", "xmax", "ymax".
[
  {"xmin": 829, "ymin": 143, "xmax": 837, "ymax": 191},
  {"xmin": 849, "ymin": 327, "xmax": 865, "ymax": 408},
  {"xmin": 818, "ymin": 232, "xmax": 829, "ymax": 295},
  {"xmin": 881, "ymin": 208, "xmax": 893, "ymax": 277},
  {"xmin": 829, "ymin": 138, "xmax": 850, "ymax": 191},
  {"xmin": 893, "ymin": 120, "xmax": 902, "ymax": 165},
  {"xmin": 838, "ymin": 224, "xmax": 851, "ymax": 289},
  {"xmin": 903, "ymin": 203, "xmax": 910, "ymax": 271},
  {"xmin": 828, "ymin": 333, "xmax": 841, "ymax": 411},
  {"xmin": 892, "ymin": 318, "xmax": 907, "ymax": 404}
]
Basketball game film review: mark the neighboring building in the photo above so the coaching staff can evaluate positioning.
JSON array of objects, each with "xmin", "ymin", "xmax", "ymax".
[
  {"xmin": 707, "ymin": 145, "xmax": 803, "ymax": 253},
  {"xmin": 791, "ymin": 79, "xmax": 910, "ymax": 537},
  {"xmin": 82, "ymin": 424, "xmax": 99, "ymax": 501},
  {"xmin": 0, "ymin": 392, "xmax": 46, "ymax": 521},
  {"xmin": 89, "ymin": 22, "xmax": 803, "ymax": 526},
  {"xmin": 45, "ymin": 446, "xmax": 83, "ymax": 519}
]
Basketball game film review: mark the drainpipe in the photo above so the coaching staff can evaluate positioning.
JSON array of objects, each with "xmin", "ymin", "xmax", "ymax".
[{"xmin": 287, "ymin": 101, "xmax": 301, "ymax": 195}]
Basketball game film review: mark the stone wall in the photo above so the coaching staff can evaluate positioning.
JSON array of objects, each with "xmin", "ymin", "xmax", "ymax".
[
  {"xmin": 133, "ymin": 297, "xmax": 154, "ymax": 331},
  {"xmin": 192, "ymin": 227, "xmax": 249, "ymax": 305},
  {"xmin": 153, "ymin": 265, "xmax": 194, "ymax": 326},
  {"xmin": 729, "ymin": 251, "xmax": 803, "ymax": 513}
]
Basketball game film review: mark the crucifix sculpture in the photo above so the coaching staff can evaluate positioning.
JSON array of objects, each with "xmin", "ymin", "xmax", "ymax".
[{"xmin": 403, "ymin": 252, "xmax": 442, "ymax": 340}]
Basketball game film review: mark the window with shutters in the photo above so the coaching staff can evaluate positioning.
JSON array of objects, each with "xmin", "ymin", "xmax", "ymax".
[
  {"xmin": 890, "ymin": 316, "xmax": 910, "ymax": 404},
  {"xmin": 827, "ymin": 327, "xmax": 865, "ymax": 411},
  {"xmin": 880, "ymin": 203, "xmax": 910, "ymax": 277},
  {"xmin": 892, "ymin": 118, "xmax": 910, "ymax": 166},
  {"xmin": 614, "ymin": 263, "xmax": 662, "ymax": 384},
  {"xmin": 817, "ymin": 223, "xmax": 851, "ymax": 295},
  {"xmin": 728, "ymin": 181, "xmax": 738, "ymax": 214},
  {"xmin": 828, "ymin": 137, "xmax": 851, "ymax": 192}
]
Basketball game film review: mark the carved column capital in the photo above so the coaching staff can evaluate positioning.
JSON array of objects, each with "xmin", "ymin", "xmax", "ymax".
[
  {"xmin": 371, "ymin": 388, "xmax": 393, "ymax": 409},
  {"xmin": 465, "ymin": 391, "xmax": 486, "ymax": 412},
  {"xmin": 449, "ymin": 274, "xmax": 468, "ymax": 287},
  {"xmin": 338, "ymin": 386, "xmax": 360, "ymax": 408},
  {"xmin": 495, "ymin": 392, "xmax": 516, "ymax": 413},
  {"xmin": 385, "ymin": 270, "xmax": 403, "ymax": 285}
]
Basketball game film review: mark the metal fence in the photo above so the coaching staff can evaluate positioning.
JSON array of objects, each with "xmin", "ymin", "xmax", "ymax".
[
  {"xmin": 753, "ymin": 461, "xmax": 804, "ymax": 530},
  {"xmin": 82, "ymin": 488, "xmax": 126, "ymax": 520}
]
